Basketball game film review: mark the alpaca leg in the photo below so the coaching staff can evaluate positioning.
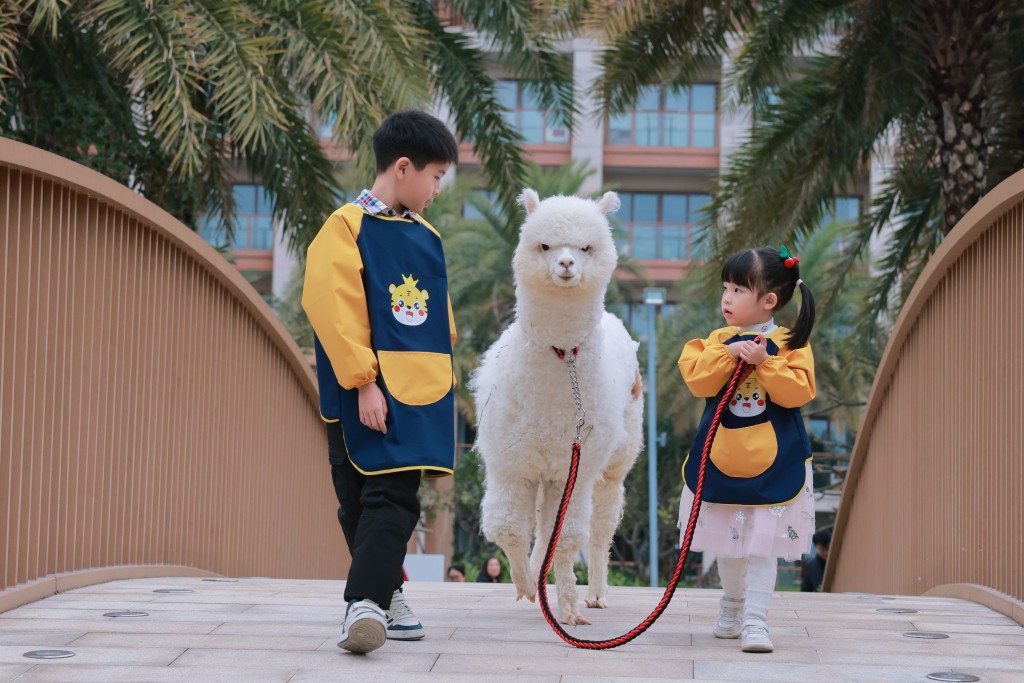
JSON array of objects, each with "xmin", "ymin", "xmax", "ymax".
[
  {"xmin": 481, "ymin": 474, "xmax": 536, "ymax": 602},
  {"xmin": 529, "ymin": 480, "xmax": 559, "ymax": 583},
  {"xmin": 548, "ymin": 480, "xmax": 592, "ymax": 625},
  {"xmin": 585, "ymin": 475, "xmax": 625, "ymax": 609}
]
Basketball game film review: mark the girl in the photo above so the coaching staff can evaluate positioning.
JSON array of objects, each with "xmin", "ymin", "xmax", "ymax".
[
  {"xmin": 475, "ymin": 556, "xmax": 504, "ymax": 583},
  {"xmin": 677, "ymin": 246, "xmax": 816, "ymax": 653}
]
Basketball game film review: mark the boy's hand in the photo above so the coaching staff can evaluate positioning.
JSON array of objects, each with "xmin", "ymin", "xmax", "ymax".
[
  {"xmin": 358, "ymin": 382, "xmax": 388, "ymax": 433},
  {"xmin": 738, "ymin": 337, "xmax": 769, "ymax": 365}
]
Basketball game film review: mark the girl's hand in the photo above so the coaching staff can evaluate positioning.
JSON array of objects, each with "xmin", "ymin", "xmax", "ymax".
[
  {"xmin": 739, "ymin": 337, "xmax": 769, "ymax": 365},
  {"xmin": 727, "ymin": 343, "xmax": 743, "ymax": 359}
]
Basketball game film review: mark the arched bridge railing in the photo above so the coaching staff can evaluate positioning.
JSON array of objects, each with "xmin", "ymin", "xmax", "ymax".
[
  {"xmin": 0, "ymin": 139, "xmax": 345, "ymax": 611},
  {"xmin": 826, "ymin": 168, "xmax": 1024, "ymax": 624}
]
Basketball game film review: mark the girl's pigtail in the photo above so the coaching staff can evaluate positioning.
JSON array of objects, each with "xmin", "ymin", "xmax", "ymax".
[{"xmin": 787, "ymin": 281, "xmax": 816, "ymax": 349}]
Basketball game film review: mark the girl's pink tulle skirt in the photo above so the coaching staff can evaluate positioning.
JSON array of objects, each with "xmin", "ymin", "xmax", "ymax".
[{"xmin": 677, "ymin": 462, "xmax": 815, "ymax": 561}]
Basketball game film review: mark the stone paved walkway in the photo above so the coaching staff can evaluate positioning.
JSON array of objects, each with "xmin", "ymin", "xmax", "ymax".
[{"xmin": 0, "ymin": 577, "xmax": 1022, "ymax": 681}]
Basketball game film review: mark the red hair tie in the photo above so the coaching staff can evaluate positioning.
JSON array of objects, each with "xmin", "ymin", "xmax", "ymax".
[{"xmin": 779, "ymin": 245, "xmax": 800, "ymax": 268}]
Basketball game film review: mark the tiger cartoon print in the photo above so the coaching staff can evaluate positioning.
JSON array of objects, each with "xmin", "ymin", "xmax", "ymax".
[{"xmin": 389, "ymin": 274, "xmax": 429, "ymax": 327}]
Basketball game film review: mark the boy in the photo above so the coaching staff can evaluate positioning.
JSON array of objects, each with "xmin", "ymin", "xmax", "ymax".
[{"xmin": 302, "ymin": 110, "xmax": 458, "ymax": 654}]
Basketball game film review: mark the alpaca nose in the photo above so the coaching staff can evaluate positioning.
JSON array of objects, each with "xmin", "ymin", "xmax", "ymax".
[{"xmin": 558, "ymin": 254, "xmax": 575, "ymax": 269}]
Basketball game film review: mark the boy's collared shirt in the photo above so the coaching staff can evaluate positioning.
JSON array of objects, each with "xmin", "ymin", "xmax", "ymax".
[{"xmin": 354, "ymin": 189, "xmax": 418, "ymax": 221}]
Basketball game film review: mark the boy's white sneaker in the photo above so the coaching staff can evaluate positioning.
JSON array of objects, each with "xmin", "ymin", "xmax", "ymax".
[
  {"xmin": 740, "ymin": 623, "xmax": 774, "ymax": 653},
  {"xmin": 713, "ymin": 597, "xmax": 745, "ymax": 639},
  {"xmin": 338, "ymin": 599, "xmax": 387, "ymax": 654},
  {"xmin": 385, "ymin": 589, "xmax": 425, "ymax": 640}
]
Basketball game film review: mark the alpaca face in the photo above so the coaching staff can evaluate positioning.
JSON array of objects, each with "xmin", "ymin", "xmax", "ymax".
[{"xmin": 512, "ymin": 192, "xmax": 619, "ymax": 295}]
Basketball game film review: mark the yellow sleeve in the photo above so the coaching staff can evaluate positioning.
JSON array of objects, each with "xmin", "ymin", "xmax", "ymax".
[
  {"xmin": 678, "ymin": 329, "xmax": 737, "ymax": 397},
  {"xmin": 447, "ymin": 294, "xmax": 457, "ymax": 348},
  {"xmin": 755, "ymin": 342, "xmax": 815, "ymax": 408},
  {"xmin": 301, "ymin": 208, "xmax": 378, "ymax": 390},
  {"xmin": 448, "ymin": 294, "xmax": 457, "ymax": 386}
]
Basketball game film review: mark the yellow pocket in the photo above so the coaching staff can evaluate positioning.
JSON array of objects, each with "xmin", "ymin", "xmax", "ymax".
[
  {"xmin": 709, "ymin": 421, "xmax": 777, "ymax": 478},
  {"xmin": 377, "ymin": 350, "xmax": 453, "ymax": 406}
]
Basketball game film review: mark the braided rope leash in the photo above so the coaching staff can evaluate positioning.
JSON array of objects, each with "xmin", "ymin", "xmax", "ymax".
[{"xmin": 538, "ymin": 344, "xmax": 755, "ymax": 649}]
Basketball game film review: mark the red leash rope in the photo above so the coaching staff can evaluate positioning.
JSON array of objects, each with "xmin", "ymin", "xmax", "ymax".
[{"xmin": 538, "ymin": 346, "xmax": 755, "ymax": 649}]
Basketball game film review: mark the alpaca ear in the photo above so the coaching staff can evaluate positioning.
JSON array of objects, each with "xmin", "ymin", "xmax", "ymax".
[
  {"xmin": 517, "ymin": 188, "xmax": 541, "ymax": 214},
  {"xmin": 596, "ymin": 191, "xmax": 621, "ymax": 215}
]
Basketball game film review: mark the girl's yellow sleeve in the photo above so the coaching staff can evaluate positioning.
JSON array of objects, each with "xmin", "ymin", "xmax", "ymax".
[
  {"xmin": 756, "ymin": 343, "xmax": 816, "ymax": 408},
  {"xmin": 678, "ymin": 329, "xmax": 737, "ymax": 397},
  {"xmin": 301, "ymin": 208, "xmax": 379, "ymax": 390}
]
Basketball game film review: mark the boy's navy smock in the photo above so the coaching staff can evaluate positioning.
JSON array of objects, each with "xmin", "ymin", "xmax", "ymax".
[
  {"xmin": 679, "ymin": 326, "xmax": 814, "ymax": 506},
  {"xmin": 303, "ymin": 202, "xmax": 457, "ymax": 476}
]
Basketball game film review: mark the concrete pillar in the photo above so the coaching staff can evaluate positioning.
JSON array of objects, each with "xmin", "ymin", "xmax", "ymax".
[
  {"xmin": 570, "ymin": 35, "xmax": 605, "ymax": 196},
  {"xmin": 271, "ymin": 218, "xmax": 299, "ymax": 302},
  {"xmin": 718, "ymin": 34, "xmax": 752, "ymax": 174}
]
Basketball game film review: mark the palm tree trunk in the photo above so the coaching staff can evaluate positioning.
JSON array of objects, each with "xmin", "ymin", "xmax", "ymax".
[{"xmin": 917, "ymin": 0, "xmax": 1007, "ymax": 233}]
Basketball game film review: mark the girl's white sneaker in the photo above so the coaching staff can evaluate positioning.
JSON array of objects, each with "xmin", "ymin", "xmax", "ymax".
[
  {"xmin": 740, "ymin": 623, "xmax": 774, "ymax": 653},
  {"xmin": 713, "ymin": 597, "xmax": 745, "ymax": 639}
]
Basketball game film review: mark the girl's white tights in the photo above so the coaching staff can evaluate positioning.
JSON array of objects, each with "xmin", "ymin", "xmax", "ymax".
[{"xmin": 718, "ymin": 556, "xmax": 778, "ymax": 627}]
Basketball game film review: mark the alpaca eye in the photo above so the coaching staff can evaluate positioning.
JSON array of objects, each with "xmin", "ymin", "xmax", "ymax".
[
  {"xmin": 541, "ymin": 244, "xmax": 549, "ymax": 251},
  {"xmin": 582, "ymin": 245, "xmax": 590, "ymax": 252}
]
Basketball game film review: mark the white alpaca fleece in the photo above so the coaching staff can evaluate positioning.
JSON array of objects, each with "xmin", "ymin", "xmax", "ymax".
[{"xmin": 471, "ymin": 190, "xmax": 644, "ymax": 625}]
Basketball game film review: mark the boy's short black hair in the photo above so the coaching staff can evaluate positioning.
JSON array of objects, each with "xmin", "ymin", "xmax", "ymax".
[
  {"xmin": 812, "ymin": 529, "xmax": 832, "ymax": 548},
  {"xmin": 373, "ymin": 110, "xmax": 459, "ymax": 174}
]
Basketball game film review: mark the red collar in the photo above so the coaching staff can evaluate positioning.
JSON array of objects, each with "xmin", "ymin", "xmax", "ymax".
[{"xmin": 552, "ymin": 346, "xmax": 580, "ymax": 360}]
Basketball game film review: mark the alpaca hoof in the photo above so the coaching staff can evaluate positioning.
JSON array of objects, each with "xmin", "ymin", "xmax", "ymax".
[
  {"xmin": 585, "ymin": 598, "xmax": 607, "ymax": 609},
  {"xmin": 563, "ymin": 613, "xmax": 591, "ymax": 626},
  {"xmin": 516, "ymin": 590, "xmax": 536, "ymax": 603}
]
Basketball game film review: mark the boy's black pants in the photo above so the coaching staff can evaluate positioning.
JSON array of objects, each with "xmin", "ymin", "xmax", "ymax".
[{"xmin": 327, "ymin": 421, "xmax": 420, "ymax": 611}]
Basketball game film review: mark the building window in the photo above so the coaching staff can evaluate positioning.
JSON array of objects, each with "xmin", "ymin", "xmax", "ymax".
[
  {"xmin": 198, "ymin": 184, "xmax": 274, "ymax": 251},
  {"xmin": 463, "ymin": 189, "xmax": 500, "ymax": 219},
  {"xmin": 497, "ymin": 80, "xmax": 569, "ymax": 145},
  {"xmin": 616, "ymin": 192, "xmax": 712, "ymax": 260},
  {"xmin": 617, "ymin": 303, "xmax": 680, "ymax": 337},
  {"xmin": 607, "ymin": 84, "xmax": 717, "ymax": 148},
  {"xmin": 822, "ymin": 196, "xmax": 861, "ymax": 226}
]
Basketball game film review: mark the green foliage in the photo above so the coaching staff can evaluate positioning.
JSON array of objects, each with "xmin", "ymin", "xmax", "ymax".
[
  {"xmin": 590, "ymin": 0, "xmax": 1024, "ymax": 340},
  {"xmin": 0, "ymin": 0, "xmax": 575, "ymax": 252}
]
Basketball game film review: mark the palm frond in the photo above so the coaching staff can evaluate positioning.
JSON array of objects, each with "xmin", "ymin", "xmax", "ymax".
[
  {"xmin": 24, "ymin": 0, "xmax": 68, "ymax": 36},
  {"xmin": 413, "ymin": 2, "xmax": 528, "ymax": 233},
  {"xmin": 450, "ymin": 0, "xmax": 576, "ymax": 129},
  {"xmin": 730, "ymin": 0, "xmax": 851, "ymax": 110},
  {"xmin": 0, "ymin": 3, "xmax": 26, "ymax": 105},
  {"xmin": 594, "ymin": 0, "xmax": 756, "ymax": 115},
  {"xmin": 707, "ymin": 8, "xmax": 918, "ymax": 259},
  {"xmin": 79, "ymin": 0, "xmax": 211, "ymax": 176}
]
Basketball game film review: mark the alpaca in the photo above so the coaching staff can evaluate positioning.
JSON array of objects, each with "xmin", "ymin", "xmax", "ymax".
[{"xmin": 470, "ymin": 189, "xmax": 644, "ymax": 625}]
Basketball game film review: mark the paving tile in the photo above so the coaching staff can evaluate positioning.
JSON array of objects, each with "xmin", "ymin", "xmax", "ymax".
[
  {"xmin": 431, "ymin": 652, "xmax": 693, "ymax": 678},
  {"xmin": 171, "ymin": 646, "xmax": 439, "ymax": 672},
  {"xmin": 0, "ymin": 618, "xmax": 217, "ymax": 635},
  {"xmin": 8, "ymin": 664, "xmax": 294, "ymax": 682},
  {"xmin": 68, "ymin": 631, "xmax": 329, "ymax": 651},
  {"xmin": 0, "ymin": 644, "xmax": 184, "ymax": 667},
  {"xmin": 0, "ymin": 664, "xmax": 32, "ymax": 683},
  {"xmin": 0, "ymin": 579, "xmax": 1020, "ymax": 681},
  {"xmin": 290, "ymin": 672, "xmax": 560, "ymax": 683},
  {"xmin": 692, "ymin": 660, "xmax": 946, "ymax": 681},
  {"xmin": 0, "ymin": 632, "xmax": 82, "ymax": 647}
]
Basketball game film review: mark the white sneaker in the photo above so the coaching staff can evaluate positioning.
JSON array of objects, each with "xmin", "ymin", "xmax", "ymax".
[
  {"xmin": 713, "ymin": 597, "xmax": 744, "ymax": 639},
  {"xmin": 338, "ymin": 599, "xmax": 387, "ymax": 654},
  {"xmin": 741, "ymin": 623, "xmax": 774, "ymax": 653},
  {"xmin": 386, "ymin": 589, "xmax": 425, "ymax": 640}
]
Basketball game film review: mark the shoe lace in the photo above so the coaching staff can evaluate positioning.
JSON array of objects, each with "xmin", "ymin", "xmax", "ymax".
[{"xmin": 389, "ymin": 594, "xmax": 413, "ymax": 621}]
